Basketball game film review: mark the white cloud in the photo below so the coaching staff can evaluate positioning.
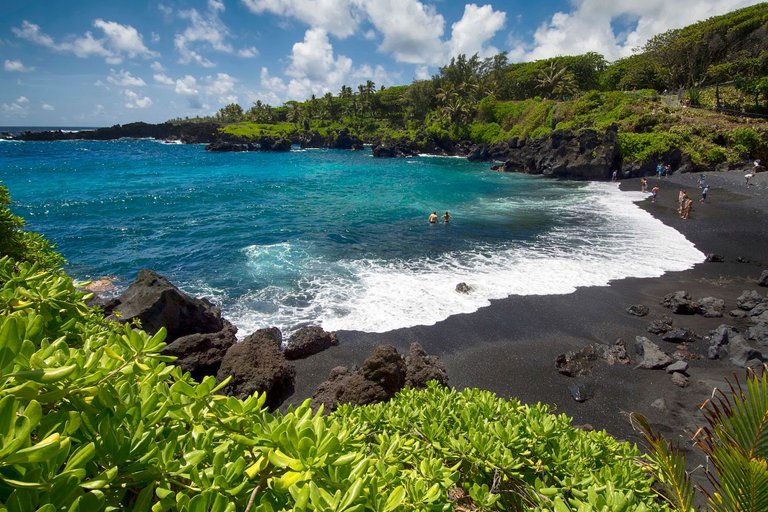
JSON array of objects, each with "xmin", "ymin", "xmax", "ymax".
[
  {"xmin": 175, "ymin": 75, "xmax": 203, "ymax": 108},
  {"xmin": 4, "ymin": 59, "xmax": 34, "ymax": 72},
  {"xmin": 260, "ymin": 27, "xmax": 398, "ymax": 102},
  {"xmin": 123, "ymin": 89, "xmax": 152, "ymax": 109},
  {"xmin": 362, "ymin": 0, "xmax": 446, "ymax": 64},
  {"xmin": 514, "ymin": 0, "xmax": 762, "ymax": 62},
  {"xmin": 241, "ymin": 0, "xmax": 361, "ymax": 38},
  {"xmin": 12, "ymin": 21, "xmax": 55, "ymax": 47},
  {"xmin": 151, "ymin": 61, "xmax": 165, "ymax": 72},
  {"xmin": 238, "ymin": 46, "xmax": 259, "ymax": 58},
  {"xmin": 414, "ymin": 65, "xmax": 430, "ymax": 80},
  {"xmin": 242, "ymin": 1, "xmax": 505, "ymax": 66},
  {"xmin": 41, "ymin": 103, "xmax": 55, "ymax": 111},
  {"xmin": 205, "ymin": 73, "xmax": 237, "ymax": 103},
  {"xmin": 107, "ymin": 69, "xmax": 146, "ymax": 87},
  {"xmin": 12, "ymin": 19, "xmax": 157, "ymax": 64},
  {"xmin": 1, "ymin": 96, "xmax": 30, "ymax": 117},
  {"xmin": 448, "ymin": 4, "xmax": 506, "ymax": 59},
  {"xmin": 154, "ymin": 73, "xmax": 176, "ymax": 85},
  {"xmin": 174, "ymin": 2, "xmax": 234, "ymax": 67},
  {"xmin": 93, "ymin": 19, "xmax": 158, "ymax": 59}
]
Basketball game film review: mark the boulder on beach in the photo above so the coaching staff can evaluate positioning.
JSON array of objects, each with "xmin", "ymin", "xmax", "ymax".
[
  {"xmin": 696, "ymin": 297, "xmax": 725, "ymax": 318},
  {"xmin": 283, "ymin": 326, "xmax": 338, "ymax": 360},
  {"xmin": 310, "ymin": 343, "xmax": 448, "ymax": 412},
  {"xmin": 455, "ymin": 282, "xmax": 473, "ymax": 294},
  {"xmin": 625, "ymin": 304, "xmax": 649, "ymax": 317},
  {"xmin": 736, "ymin": 290, "xmax": 763, "ymax": 311},
  {"xmin": 661, "ymin": 328, "xmax": 698, "ymax": 344},
  {"xmin": 405, "ymin": 342, "xmax": 449, "ymax": 388},
  {"xmin": 661, "ymin": 291, "xmax": 698, "ymax": 315},
  {"xmin": 216, "ymin": 327, "xmax": 295, "ymax": 408},
  {"xmin": 707, "ymin": 324, "xmax": 739, "ymax": 360},
  {"xmin": 758, "ymin": 270, "xmax": 768, "ymax": 287},
  {"xmin": 555, "ymin": 339, "xmax": 630, "ymax": 376},
  {"xmin": 634, "ymin": 336, "xmax": 674, "ymax": 369},
  {"xmin": 107, "ymin": 269, "xmax": 225, "ymax": 342},
  {"xmin": 647, "ymin": 315, "xmax": 674, "ymax": 335}
]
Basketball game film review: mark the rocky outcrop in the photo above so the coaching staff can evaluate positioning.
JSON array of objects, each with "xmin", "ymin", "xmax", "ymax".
[
  {"xmin": 556, "ymin": 339, "xmax": 630, "ymax": 376},
  {"xmin": 496, "ymin": 126, "xmax": 621, "ymax": 180},
  {"xmin": 283, "ymin": 326, "xmax": 339, "ymax": 360},
  {"xmin": 161, "ymin": 321, "xmax": 238, "ymax": 381},
  {"xmin": 299, "ymin": 129, "xmax": 364, "ymax": 150},
  {"xmin": 696, "ymin": 297, "xmax": 725, "ymax": 318},
  {"xmin": 404, "ymin": 342, "xmax": 449, "ymax": 388},
  {"xmin": 759, "ymin": 270, "xmax": 768, "ymax": 287},
  {"xmin": 311, "ymin": 343, "xmax": 447, "ymax": 412},
  {"xmin": 648, "ymin": 315, "xmax": 674, "ymax": 335},
  {"xmin": 371, "ymin": 139, "xmax": 419, "ymax": 158},
  {"xmin": 106, "ymin": 269, "xmax": 225, "ymax": 342},
  {"xmin": 216, "ymin": 328, "xmax": 295, "ymax": 408},
  {"xmin": 626, "ymin": 304, "xmax": 649, "ymax": 317},
  {"xmin": 205, "ymin": 136, "xmax": 292, "ymax": 152},
  {"xmin": 13, "ymin": 121, "xmax": 222, "ymax": 144}
]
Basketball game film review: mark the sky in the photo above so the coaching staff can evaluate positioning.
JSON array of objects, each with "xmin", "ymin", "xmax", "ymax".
[{"xmin": 0, "ymin": 0, "xmax": 762, "ymax": 126}]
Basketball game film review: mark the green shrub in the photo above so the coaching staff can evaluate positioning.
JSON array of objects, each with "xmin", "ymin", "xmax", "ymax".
[
  {"xmin": 704, "ymin": 146, "xmax": 728, "ymax": 164},
  {"xmin": 617, "ymin": 132, "xmax": 683, "ymax": 162},
  {"xmin": 0, "ymin": 184, "xmax": 63, "ymax": 269},
  {"xmin": 729, "ymin": 127, "xmax": 761, "ymax": 155},
  {"xmin": 469, "ymin": 122, "xmax": 502, "ymax": 144}
]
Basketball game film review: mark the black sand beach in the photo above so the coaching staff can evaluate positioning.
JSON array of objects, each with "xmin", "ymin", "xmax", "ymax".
[{"xmin": 287, "ymin": 167, "xmax": 768, "ymax": 459}]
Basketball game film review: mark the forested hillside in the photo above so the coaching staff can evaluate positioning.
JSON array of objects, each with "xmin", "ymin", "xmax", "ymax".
[{"xmin": 176, "ymin": 3, "xmax": 768, "ymax": 166}]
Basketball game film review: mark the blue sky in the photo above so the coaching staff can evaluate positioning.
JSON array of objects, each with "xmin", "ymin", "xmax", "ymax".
[{"xmin": 0, "ymin": 0, "xmax": 761, "ymax": 126}]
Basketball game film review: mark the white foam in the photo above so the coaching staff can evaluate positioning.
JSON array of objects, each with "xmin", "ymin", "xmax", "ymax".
[{"xmin": 219, "ymin": 182, "xmax": 704, "ymax": 336}]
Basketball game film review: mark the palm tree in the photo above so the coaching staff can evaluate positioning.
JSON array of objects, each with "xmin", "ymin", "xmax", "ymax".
[{"xmin": 536, "ymin": 62, "xmax": 578, "ymax": 100}]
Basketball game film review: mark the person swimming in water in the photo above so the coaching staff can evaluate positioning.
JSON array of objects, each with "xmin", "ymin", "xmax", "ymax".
[
  {"xmin": 443, "ymin": 211, "xmax": 451, "ymax": 223},
  {"xmin": 428, "ymin": 211, "xmax": 438, "ymax": 223}
]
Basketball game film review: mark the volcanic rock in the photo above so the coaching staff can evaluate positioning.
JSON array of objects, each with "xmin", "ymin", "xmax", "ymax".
[
  {"xmin": 405, "ymin": 342, "xmax": 449, "ymax": 388},
  {"xmin": 626, "ymin": 304, "xmax": 649, "ymax": 317},
  {"xmin": 634, "ymin": 336, "xmax": 674, "ymax": 369},
  {"xmin": 662, "ymin": 291, "xmax": 698, "ymax": 315},
  {"xmin": 161, "ymin": 321, "xmax": 238, "ymax": 381},
  {"xmin": 283, "ymin": 326, "xmax": 338, "ymax": 360},
  {"xmin": 216, "ymin": 328, "xmax": 295, "ymax": 408}
]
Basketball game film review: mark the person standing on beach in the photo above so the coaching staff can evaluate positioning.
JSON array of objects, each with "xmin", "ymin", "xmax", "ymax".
[
  {"xmin": 656, "ymin": 163, "xmax": 663, "ymax": 178},
  {"xmin": 640, "ymin": 177, "xmax": 647, "ymax": 192},
  {"xmin": 698, "ymin": 174, "xmax": 706, "ymax": 188},
  {"xmin": 681, "ymin": 195, "xmax": 693, "ymax": 219},
  {"xmin": 428, "ymin": 211, "xmax": 438, "ymax": 223},
  {"xmin": 677, "ymin": 189, "xmax": 687, "ymax": 214},
  {"xmin": 611, "ymin": 170, "xmax": 618, "ymax": 182},
  {"xmin": 664, "ymin": 164, "xmax": 671, "ymax": 177},
  {"xmin": 700, "ymin": 185, "xmax": 709, "ymax": 203},
  {"xmin": 651, "ymin": 185, "xmax": 659, "ymax": 202}
]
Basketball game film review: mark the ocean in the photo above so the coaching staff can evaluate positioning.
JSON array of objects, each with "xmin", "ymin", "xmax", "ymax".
[{"xmin": 0, "ymin": 138, "xmax": 705, "ymax": 336}]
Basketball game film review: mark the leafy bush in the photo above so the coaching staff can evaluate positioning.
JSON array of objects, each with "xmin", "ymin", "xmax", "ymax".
[
  {"xmin": 0, "ymin": 184, "xmax": 63, "ymax": 269},
  {"xmin": 729, "ymin": 127, "xmax": 761, "ymax": 155},
  {"xmin": 469, "ymin": 122, "xmax": 502, "ymax": 144},
  {"xmin": 704, "ymin": 146, "xmax": 728, "ymax": 164},
  {"xmin": 617, "ymin": 132, "xmax": 683, "ymax": 162}
]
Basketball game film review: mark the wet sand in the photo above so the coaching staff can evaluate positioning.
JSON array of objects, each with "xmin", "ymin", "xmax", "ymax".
[{"xmin": 287, "ymin": 168, "xmax": 768, "ymax": 457}]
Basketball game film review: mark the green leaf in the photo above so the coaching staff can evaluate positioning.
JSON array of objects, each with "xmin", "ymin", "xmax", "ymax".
[
  {"xmin": 183, "ymin": 450, "xmax": 207, "ymax": 467},
  {"xmin": 4, "ymin": 432, "xmax": 63, "ymax": 464},
  {"xmin": 11, "ymin": 364, "xmax": 77, "ymax": 384},
  {"xmin": 0, "ymin": 316, "xmax": 23, "ymax": 372},
  {"xmin": 64, "ymin": 442, "xmax": 95, "ymax": 471},
  {"xmin": 384, "ymin": 486, "xmax": 405, "ymax": 512},
  {"xmin": 133, "ymin": 485, "xmax": 155, "ymax": 512}
]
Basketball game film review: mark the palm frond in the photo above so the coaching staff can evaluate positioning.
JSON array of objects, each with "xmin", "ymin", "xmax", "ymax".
[{"xmin": 631, "ymin": 413, "xmax": 697, "ymax": 512}]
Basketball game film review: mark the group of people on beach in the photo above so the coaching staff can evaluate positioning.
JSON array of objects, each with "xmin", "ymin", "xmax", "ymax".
[
  {"xmin": 656, "ymin": 162, "xmax": 672, "ymax": 178},
  {"xmin": 677, "ymin": 189, "xmax": 694, "ymax": 219},
  {"xmin": 429, "ymin": 211, "xmax": 451, "ymax": 223}
]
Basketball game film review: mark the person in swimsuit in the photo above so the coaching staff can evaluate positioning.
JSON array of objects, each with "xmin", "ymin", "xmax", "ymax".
[
  {"xmin": 428, "ymin": 211, "xmax": 438, "ymax": 223},
  {"xmin": 443, "ymin": 211, "xmax": 451, "ymax": 223}
]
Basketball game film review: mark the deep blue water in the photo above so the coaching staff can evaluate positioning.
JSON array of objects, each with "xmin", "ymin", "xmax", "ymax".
[{"xmin": 0, "ymin": 138, "xmax": 703, "ymax": 335}]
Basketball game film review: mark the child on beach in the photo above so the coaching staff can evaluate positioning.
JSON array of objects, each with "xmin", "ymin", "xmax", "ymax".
[
  {"xmin": 651, "ymin": 185, "xmax": 660, "ymax": 202},
  {"xmin": 640, "ymin": 177, "xmax": 647, "ymax": 192}
]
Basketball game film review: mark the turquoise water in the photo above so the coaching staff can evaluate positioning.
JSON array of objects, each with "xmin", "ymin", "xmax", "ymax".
[{"xmin": 0, "ymin": 139, "xmax": 704, "ymax": 335}]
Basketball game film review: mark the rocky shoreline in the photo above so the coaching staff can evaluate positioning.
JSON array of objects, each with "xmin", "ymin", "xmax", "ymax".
[{"xmin": 10, "ymin": 122, "xmax": 759, "ymax": 181}]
